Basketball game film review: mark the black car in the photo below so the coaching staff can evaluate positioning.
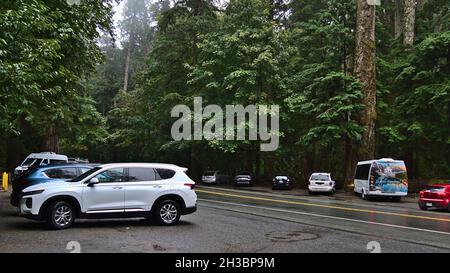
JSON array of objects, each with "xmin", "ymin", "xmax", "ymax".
[
  {"xmin": 10, "ymin": 163, "xmax": 96, "ymax": 207},
  {"xmin": 272, "ymin": 175, "xmax": 294, "ymax": 190},
  {"xmin": 234, "ymin": 171, "xmax": 253, "ymax": 187}
]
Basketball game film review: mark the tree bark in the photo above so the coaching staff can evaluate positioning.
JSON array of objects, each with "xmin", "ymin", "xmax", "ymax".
[
  {"xmin": 403, "ymin": 0, "xmax": 416, "ymax": 46},
  {"xmin": 394, "ymin": 0, "xmax": 403, "ymax": 39},
  {"xmin": 42, "ymin": 125, "xmax": 59, "ymax": 153},
  {"xmin": 6, "ymin": 134, "xmax": 25, "ymax": 172},
  {"xmin": 417, "ymin": 0, "xmax": 428, "ymax": 10},
  {"xmin": 354, "ymin": 0, "xmax": 377, "ymax": 161},
  {"xmin": 123, "ymin": 45, "xmax": 131, "ymax": 92},
  {"xmin": 123, "ymin": 33, "xmax": 134, "ymax": 92}
]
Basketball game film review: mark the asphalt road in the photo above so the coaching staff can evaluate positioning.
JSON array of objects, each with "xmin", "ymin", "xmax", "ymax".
[{"xmin": 0, "ymin": 186, "xmax": 449, "ymax": 253}]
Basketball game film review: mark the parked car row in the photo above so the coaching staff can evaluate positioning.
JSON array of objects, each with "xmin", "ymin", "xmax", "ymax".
[
  {"xmin": 8, "ymin": 153, "xmax": 449, "ymax": 231},
  {"xmin": 201, "ymin": 170, "xmax": 335, "ymax": 194}
]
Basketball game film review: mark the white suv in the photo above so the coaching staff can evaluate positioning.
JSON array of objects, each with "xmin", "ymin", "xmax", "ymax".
[
  {"xmin": 18, "ymin": 163, "xmax": 197, "ymax": 229},
  {"xmin": 308, "ymin": 173, "xmax": 336, "ymax": 195}
]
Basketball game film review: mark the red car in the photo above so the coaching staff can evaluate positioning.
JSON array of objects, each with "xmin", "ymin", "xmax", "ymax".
[{"xmin": 418, "ymin": 184, "xmax": 450, "ymax": 211}]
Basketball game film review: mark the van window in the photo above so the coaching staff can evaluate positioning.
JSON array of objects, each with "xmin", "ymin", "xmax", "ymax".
[
  {"xmin": 156, "ymin": 169, "xmax": 176, "ymax": 180},
  {"xmin": 49, "ymin": 159, "xmax": 67, "ymax": 165},
  {"xmin": 127, "ymin": 167, "xmax": 156, "ymax": 182},
  {"xmin": 22, "ymin": 158, "xmax": 37, "ymax": 166},
  {"xmin": 355, "ymin": 164, "xmax": 371, "ymax": 180},
  {"xmin": 23, "ymin": 158, "xmax": 42, "ymax": 167}
]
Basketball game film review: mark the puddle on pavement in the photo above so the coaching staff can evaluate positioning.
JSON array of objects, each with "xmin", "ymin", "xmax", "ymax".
[
  {"xmin": 153, "ymin": 244, "xmax": 166, "ymax": 251},
  {"xmin": 266, "ymin": 231, "xmax": 319, "ymax": 242}
]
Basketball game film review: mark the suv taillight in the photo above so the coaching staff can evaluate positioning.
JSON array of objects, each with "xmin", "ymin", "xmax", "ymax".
[{"xmin": 184, "ymin": 183, "xmax": 195, "ymax": 190}]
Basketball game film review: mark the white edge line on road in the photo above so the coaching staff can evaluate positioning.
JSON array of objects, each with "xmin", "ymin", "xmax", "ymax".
[{"xmin": 198, "ymin": 198, "xmax": 450, "ymax": 236}]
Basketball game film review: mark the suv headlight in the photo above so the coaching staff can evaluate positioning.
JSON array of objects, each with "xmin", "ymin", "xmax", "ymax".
[{"xmin": 22, "ymin": 189, "xmax": 45, "ymax": 196}]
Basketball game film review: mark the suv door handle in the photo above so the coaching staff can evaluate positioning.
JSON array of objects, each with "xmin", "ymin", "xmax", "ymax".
[
  {"xmin": 112, "ymin": 186, "xmax": 123, "ymax": 189},
  {"xmin": 152, "ymin": 185, "xmax": 162, "ymax": 188}
]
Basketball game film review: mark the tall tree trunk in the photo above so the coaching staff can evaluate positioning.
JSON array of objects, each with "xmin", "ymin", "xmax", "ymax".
[
  {"xmin": 123, "ymin": 34, "xmax": 134, "ymax": 92},
  {"xmin": 190, "ymin": 142, "xmax": 200, "ymax": 181},
  {"xmin": 264, "ymin": 152, "xmax": 274, "ymax": 185},
  {"xmin": 255, "ymin": 149, "xmax": 261, "ymax": 183},
  {"xmin": 394, "ymin": 0, "xmax": 403, "ymax": 39},
  {"xmin": 354, "ymin": 0, "xmax": 377, "ymax": 161},
  {"xmin": 403, "ymin": 0, "xmax": 416, "ymax": 46},
  {"xmin": 190, "ymin": 20, "xmax": 200, "ymax": 180},
  {"xmin": 6, "ymin": 134, "xmax": 25, "ymax": 172},
  {"xmin": 42, "ymin": 125, "xmax": 59, "ymax": 153},
  {"xmin": 417, "ymin": 0, "xmax": 428, "ymax": 10}
]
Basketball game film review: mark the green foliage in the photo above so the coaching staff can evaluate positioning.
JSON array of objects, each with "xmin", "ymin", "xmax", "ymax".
[
  {"xmin": 0, "ymin": 0, "xmax": 114, "ymax": 161},
  {"xmin": 1, "ymin": 0, "xmax": 448, "ymax": 182}
]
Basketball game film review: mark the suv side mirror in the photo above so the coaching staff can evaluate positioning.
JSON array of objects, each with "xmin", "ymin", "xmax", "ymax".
[{"xmin": 87, "ymin": 177, "xmax": 99, "ymax": 186}]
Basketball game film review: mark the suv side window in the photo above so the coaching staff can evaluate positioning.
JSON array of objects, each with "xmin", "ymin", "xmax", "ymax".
[
  {"xmin": 80, "ymin": 168, "xmax": 92, "ymax": 174},
  {"xmin": 45, "ymin": 167, "xmax": 77, "ymax": 179},
  {"xmin": 94, "ymin": 168, "xmax": 125, "ymax": 183},
  {"xmin": 44, "ymin": 168, "xmax": 63, "ymax": 178},
  {"xmin": 155, "ymin": 169, "xmax": 176, "ymax": 180},
  {"xmin": 59, "ymin": 168, "xmax": 78, "ymax": 179},
  {"xmin": 127, "ymin": 167, "xmax": 156, "ymax": 182}
]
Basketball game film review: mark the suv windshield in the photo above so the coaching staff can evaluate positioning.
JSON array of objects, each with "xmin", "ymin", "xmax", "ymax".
[
  {"xmin": 69, "ymin": 167, "xmax": 101, "ymax": 182},
  {"xmin": 311, "ymin": 174, "xmax": 330, "ymax": 181}
]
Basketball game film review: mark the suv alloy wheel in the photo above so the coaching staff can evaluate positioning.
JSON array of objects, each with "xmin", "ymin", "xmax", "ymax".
[
  {"xmin": 154, "ymin": 199, "xmax": 181, "ymax": 226},
  {"xmin": 46, "ymin": 201, "xmax": 75, "ymax": 229}
]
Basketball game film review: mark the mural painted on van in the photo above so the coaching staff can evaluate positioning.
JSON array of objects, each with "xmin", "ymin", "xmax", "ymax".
[{"xmin": 370, "ymin": 161, "xmax": 408, "ymax": 193}]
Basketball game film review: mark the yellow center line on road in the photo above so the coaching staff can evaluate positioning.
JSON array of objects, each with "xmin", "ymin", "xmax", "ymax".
[{"xmin": 196, "ymin": 189, "xmax": 450, "ymax": 223}]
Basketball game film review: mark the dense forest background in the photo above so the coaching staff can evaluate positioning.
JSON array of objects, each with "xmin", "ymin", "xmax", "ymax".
[{"xmin": 1, "ymin": 0, "xmax": 449, "ymax": 189}]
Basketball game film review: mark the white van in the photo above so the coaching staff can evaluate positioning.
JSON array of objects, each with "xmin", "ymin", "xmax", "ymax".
[
  {"xmin": 354, "ymin": 158, "xmax": 408, "ymax": 200},
  {"xmin": 14, "ymin": 152, "xmax": 68, "ymax": 176}
]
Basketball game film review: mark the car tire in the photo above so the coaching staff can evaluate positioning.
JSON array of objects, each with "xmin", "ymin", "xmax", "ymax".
[
  {"xmin": 418, "ymin": 202, "xmax": 427, "ymax": 210},
  {"xmin": 154, "ymin": 199, "xmax": 181, "ymax": 226},
  {"xmin": 308, "ymin": 190, "xmax": 313, "ymax": 195},
  {"xmin": 46, "ymin": 201, "xmax": 75, "ymax": 230}
]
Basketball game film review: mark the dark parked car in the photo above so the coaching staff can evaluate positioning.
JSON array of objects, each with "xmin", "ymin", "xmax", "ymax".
[
  {"xmin": 234, "ymin": 171, "xmax": 253, "ymax": 187},
  {"xmin": 202, "ymin": 170, "xmax": 230, "ymax": 185},
  {"xmin": 272, "ymin": 175, "xmax": 294, "ymax": 190},
  {"xmin": 10, "ymin": 164, "xmax": 97, "ymax": 207}
]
